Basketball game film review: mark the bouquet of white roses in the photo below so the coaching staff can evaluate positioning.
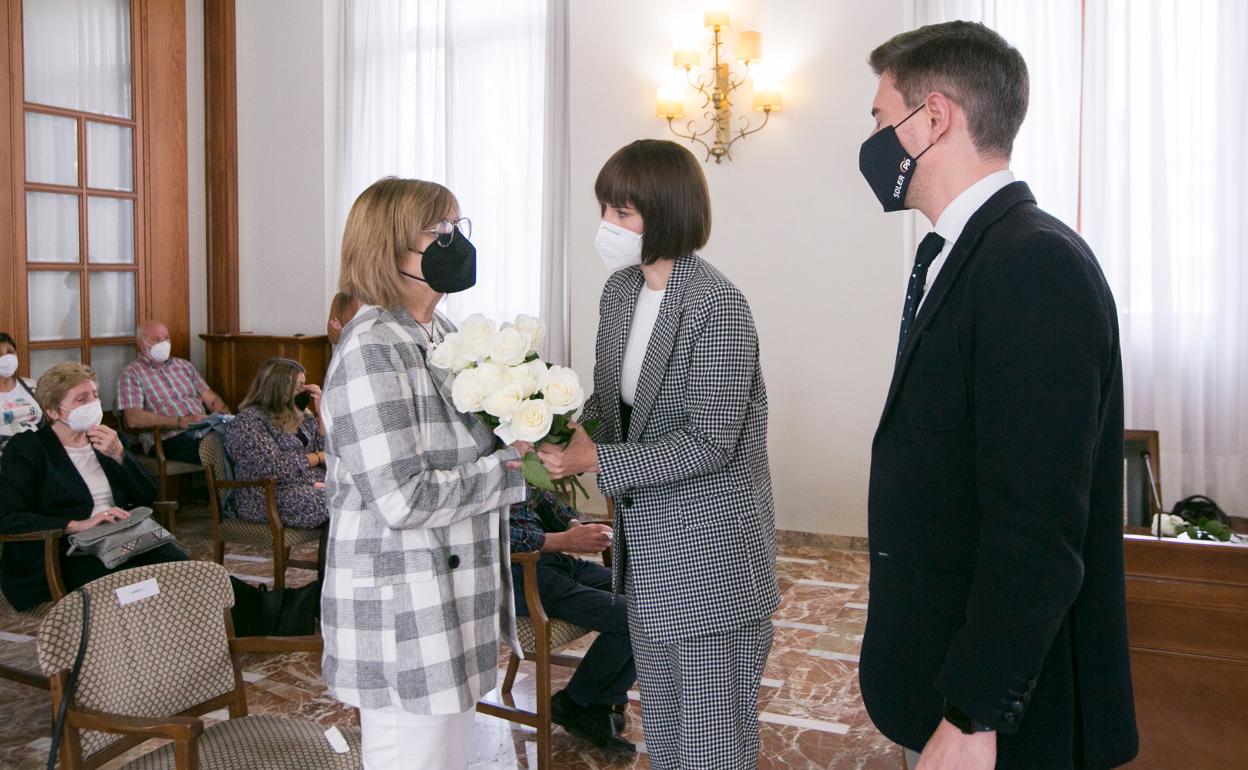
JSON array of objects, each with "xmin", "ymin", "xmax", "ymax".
[{"xmin": 428, "ymin": 313, "xmax": 598, "ymax": 495}]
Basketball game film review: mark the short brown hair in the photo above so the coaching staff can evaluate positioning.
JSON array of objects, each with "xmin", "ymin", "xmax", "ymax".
[
  {"xmin": 338, "ymin": 177, "xmax": 458, "ymax": 308},
  {"xmin": 594, "ymin": 140, "xmax": 711, "ymax": 264},
  {"xmin": 36, "ymin": 362, "xmax": 97, "ymax": 414},
  {"xmin": 869, "ymin": 21, "xmax": 1028, "ymax": 160},
  {"xmin": 239, "ymin": 358, "xmax": 306, "ymax": 431}
]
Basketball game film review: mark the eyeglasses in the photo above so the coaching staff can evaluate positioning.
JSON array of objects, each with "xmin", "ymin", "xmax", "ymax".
[{"xmin": 423, "ymin": 218, "xmax": 472, "ymax": 247}]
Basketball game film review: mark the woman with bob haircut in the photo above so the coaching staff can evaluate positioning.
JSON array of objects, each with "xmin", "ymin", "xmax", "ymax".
[
  {"xmin": 539, "ymin": 139, "xmax": 780, "ymax": 769},
  {"xmin": 320, "ymin": 177, "xmax": 530, "ymax": 770}
]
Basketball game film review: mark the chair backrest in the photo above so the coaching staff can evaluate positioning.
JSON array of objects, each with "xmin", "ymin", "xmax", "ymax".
[{"xmin": 37, "ymin": 561, "xmax": 241, "ymax": 760}]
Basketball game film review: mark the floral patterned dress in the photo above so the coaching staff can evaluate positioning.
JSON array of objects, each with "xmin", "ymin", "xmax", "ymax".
[{"xmin": 223, "ymin": 406, "xmax": 328, "ymax": 528}]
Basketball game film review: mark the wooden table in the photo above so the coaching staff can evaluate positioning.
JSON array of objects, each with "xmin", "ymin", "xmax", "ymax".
[{"xmin": 200, "ymin": 333, "xmax": 330, "ymax": 408}]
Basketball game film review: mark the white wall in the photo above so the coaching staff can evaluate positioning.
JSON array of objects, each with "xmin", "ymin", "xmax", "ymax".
[
  {"xmin": 234, "ymin": 0, "xmax": 338, "ymax": 335},
  {"xmin": 568, "ymin": 0, "xmax": 910, "ymax": 536}
]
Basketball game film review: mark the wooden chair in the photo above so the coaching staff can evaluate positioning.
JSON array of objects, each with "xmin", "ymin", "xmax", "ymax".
[
  {"xmin": 0, "ymin": 503, "xmax": 176, "ymax": 691},
  {"xmin": 198, "ymin": 432, "xmax": 326, "ymax": 590},
  {"xmin": 36, "ymin": 560, "xmax": 357, "ymax": 770},
  {"xmin": 117, "ymin": 414, "xmax": 204, "ymax": 534}
]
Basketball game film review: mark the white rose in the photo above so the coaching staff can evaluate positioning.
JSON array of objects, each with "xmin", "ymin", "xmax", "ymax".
[
  {"xmin": 428, "ymin": 333, "xmax": 472, "ymax": 372},
  {"xmin": 458, "ymin": 313, "xmax": 496, "ymax": 360},
  {"xmin": 473, "ymin": 362, "xmax": 507, "ymax": 395},
  {"xmin": 504, "ymin": 359, "xmax": 547, "ymax": 397},
  {"xmin": 540, "ymin": 365, "xmax": 585, "ymax": 415},
  {"xmin": 451, "ymin": 368, "xmax": 488, "ymax": 413},
  {"xmin": 483, "ymin": 385, "xmax": 527, "ymax": 419},
  {"xmin": 489, "ymin": 326, "xmax": 529, "ymax": 367},
  {"xmin": 514, "ymin": 314, "xmax": 546, "ymax": 354},
  {"xmin": 494, "ymin": 398, "xmax": 554, "ymax": 444}
]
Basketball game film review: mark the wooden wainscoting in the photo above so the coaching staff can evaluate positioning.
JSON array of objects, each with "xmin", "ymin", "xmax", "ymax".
[
  {"xmin": 200, "ymin": 333, "xmax": 329, "ymax": 408},
  {"xmin": 1123, "ymin": 536, "xmax": 1248, "ymax": 767}
]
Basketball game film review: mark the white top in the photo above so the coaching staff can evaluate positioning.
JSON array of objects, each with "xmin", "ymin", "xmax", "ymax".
[
  {"xmin": 620, "ymin": 286, "xmax": 666, "ymax": 407},
  {"xmin": 64, "ymin": 444, "xmax": 115, "ymax": 515},
  {"xmin": 919, "ymin": 169, "xmax": 1016, "ymax": 312},
  {"xmin": 0, "ymin": 379, "xmax": 41, "ymax": 438}
]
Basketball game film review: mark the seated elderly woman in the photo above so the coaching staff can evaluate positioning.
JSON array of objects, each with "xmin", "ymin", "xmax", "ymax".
[
  {"xmin": 0, "ymin": 362, "xmax": 188, "ymax": 611},
  {"xmin": 0, "ymin": 332, "xmax": 42, "ymax": 461},
  {"xmin": 223, "ymin": 357, "xmax": 329, "ymax": 529}
]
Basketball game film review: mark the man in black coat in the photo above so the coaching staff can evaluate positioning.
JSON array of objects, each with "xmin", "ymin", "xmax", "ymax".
[{"xmin": 857, "ymin": 22, "xmax": 1138, "ymax": 770}]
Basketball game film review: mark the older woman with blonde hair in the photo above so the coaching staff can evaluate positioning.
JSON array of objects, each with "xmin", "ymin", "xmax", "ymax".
[
  {"xmin": 0, "ymin": 362, "xmax": 187, "ymax": 610},
  {"xmin": 224, "ymin": 357, "xmax": 328, "ymax": 529},
  {"xmin": 321, "ymin": 177, "xmax": 530, "ymax": 770}
]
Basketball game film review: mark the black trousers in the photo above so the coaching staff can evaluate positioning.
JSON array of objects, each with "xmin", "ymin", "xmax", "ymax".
[
  {"xmin": 154, "ymin": 431, "xmax": 203, "ymax": 464},
  {"xmin": 513, "ymin": 552, "xmax": 635, "ymax": 707}
]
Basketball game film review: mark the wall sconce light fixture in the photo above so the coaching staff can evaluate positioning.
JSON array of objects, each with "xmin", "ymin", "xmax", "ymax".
[{"xmin": 657, "ymin": 9, "xmax": 782, "ymax": 164}]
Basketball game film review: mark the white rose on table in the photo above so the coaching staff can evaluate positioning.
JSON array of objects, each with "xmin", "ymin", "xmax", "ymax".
[
  {"xmin": 428, "ymin": 332, "xmax": 473, "ymax": 372},
  {"xmin": 514, "ymin": 314, "xmax": 546, "ymax": 354},
  {"xmin": 451, "ymin": 367, "xmax": 489, "ymax": 413},
  {"xmin": 482, "ymin": 384, "xmax": 527, "ymax": 420},
  {"xmin": 495, "ymin": 398, "xmax": 554, "ymax": 444},
  {"xmin": 489, "ymin": 326, "xmax": 530, "ymax": 367},
  {"xmin": 459, "ymin": 313, "xmax": 496, "ymax": 360},
  {"xmin": 540, "ymin": 365, "xmax": 585, "ymax": 415},
  {"xmin": 505, "ymin": 359, "xmax": 547, "ymax": 397}
]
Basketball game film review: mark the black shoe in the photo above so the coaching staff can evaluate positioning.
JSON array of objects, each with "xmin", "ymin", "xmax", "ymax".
[
  {"xmin": 607, "ymin": 702, "xmax": 627, "ymax": 734},
  {"xmin": 551, "ymin": 690, "xmax": 636, "ymax": 754}
]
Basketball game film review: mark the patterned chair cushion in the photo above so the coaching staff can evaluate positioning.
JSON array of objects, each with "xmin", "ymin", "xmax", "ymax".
[
  {"xmin": 120, "ymin": 715, "xmax": 361, "ymax": 770},
  {"xmin": 219, "ymin": 518, "xmax": 323, "ymax": 548},
  {"xmin": 515, "ymin": 615, "xmax": 591, "ymax": 655},
  {"xmin": 135, "ymin": 455, "xmax": 202, "ymax": 477}
]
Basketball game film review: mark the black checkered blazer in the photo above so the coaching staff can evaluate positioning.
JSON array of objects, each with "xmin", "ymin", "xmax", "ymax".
[{"xmin": 584, "ymin": 255, "xmax": 780, "ymax": 645}]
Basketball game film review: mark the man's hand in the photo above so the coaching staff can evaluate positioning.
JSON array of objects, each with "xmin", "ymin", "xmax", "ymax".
[
  {"xmin": 545, "ymin": 522, "xmax": 612, "ymax": 554},
  {"xmin": 537, "ymin": 422, "xmax": 598, "ymax": 479},
  {"xmin": 915, "ymin": 719, "xmax": 996, "ymax": 770},
  {"xmin": 86, "ymin": 425, "xmax": 125, "ymax": 462}
]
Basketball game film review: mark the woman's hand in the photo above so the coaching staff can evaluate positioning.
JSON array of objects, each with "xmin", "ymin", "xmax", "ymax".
[
  {"xmin": 86, "ymin": 425, "xmax": 124, "ymax": 462},
  {"xmin": 313, "ymin": 481, "xmax": 326, "ymax": 490},
  {"xmin": 65, "ymin": 507, "xmax": 130, "ymax": 533},
  {"xmin": 537, "ymin": 422, "xmax": 598, "ymax": 479},
  {"xmin": 505, "ymin": 440, "xmax": 534, "ymax": 470},
  {"xmin": 304, "ymin": 384, "xmax": 323, "ymax": 412},
  {"xmin": 306, "ymin": 452, "xmax": 324, "ymax": 467}
]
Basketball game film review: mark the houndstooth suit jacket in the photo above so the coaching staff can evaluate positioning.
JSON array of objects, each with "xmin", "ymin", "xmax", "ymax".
[
  {"xmin": 584, "ymin": 255, "xmax": 780, "ymax": 646},
  {"xmin": 319, "ymin": 304, "xmax": 527, "ymax": 715}
]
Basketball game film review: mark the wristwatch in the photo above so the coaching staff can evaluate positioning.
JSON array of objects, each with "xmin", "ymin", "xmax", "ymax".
[{"xmin": 943, "ymin": 702, "xmax": 994, "ymax": 735}]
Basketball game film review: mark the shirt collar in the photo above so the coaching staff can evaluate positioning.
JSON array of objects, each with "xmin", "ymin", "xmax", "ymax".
[{"xmin": 933, "ymin": 170, "xmax": 1016, "ymax": 247}]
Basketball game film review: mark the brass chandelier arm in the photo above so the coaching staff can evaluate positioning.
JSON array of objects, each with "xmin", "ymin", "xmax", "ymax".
[
  {"xmin": 686, "ymin": 67, "xmax": 715, "ymax": 108},
  {"xmin": 727, "ymin": 60, "xmax": 753, "ymax": 93},
  {"xmin": 666, "ymin": 117, "xmax": 718, "ymax": 163},
  {"xmin": 718, "ymin": 109, "xmax": 774, "ymax": 162}
]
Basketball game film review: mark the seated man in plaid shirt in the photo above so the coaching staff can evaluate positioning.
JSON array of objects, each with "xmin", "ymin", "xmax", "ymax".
[
  {"xmin": 510, "ymin": 489, "xmax": 635, "ymax": 754},
  {"xmin": 117, "ymin": 320, "xmax": 230, "ymax": 464}
]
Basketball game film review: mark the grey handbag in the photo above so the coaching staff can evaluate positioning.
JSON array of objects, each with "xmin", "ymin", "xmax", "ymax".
[{"xmin": 65, "ymin": 507, "xmax": 187, "ymax": 569}]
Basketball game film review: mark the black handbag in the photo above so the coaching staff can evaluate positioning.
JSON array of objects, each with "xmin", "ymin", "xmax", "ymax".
[
  {"xmin": 229, "ymin": 577, "xmax": 321, "ymax": 637},
  {"xmin": 1171, "ymin": 495, "xmax": 1232, "ymax": 527}
]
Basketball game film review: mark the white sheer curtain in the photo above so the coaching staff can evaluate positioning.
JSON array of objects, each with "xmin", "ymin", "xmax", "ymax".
[
  {"xmin": 915, "ymin": 0, "xmax": 1248, "ymax": 514},
  {"xmin": 337, "ymin": 0, "xmax": 569, "ymax": 361},
  {"xmin": 1081, "ymin": 0, "xmax": 1248, "ymax": 513}
]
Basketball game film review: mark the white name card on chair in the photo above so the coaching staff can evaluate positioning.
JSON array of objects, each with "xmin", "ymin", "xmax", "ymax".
[{"xmin": 115, "ymin": 578, "xmax": 161, "ymax": 606}]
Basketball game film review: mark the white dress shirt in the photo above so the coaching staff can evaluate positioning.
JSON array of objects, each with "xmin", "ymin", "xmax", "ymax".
[
  {"xmin": 918, "ymin": 169, "xmax": 1016, "ymax": 312},
  {"xmin": 620, "ymin": 286, "xmax": 665, "ymax": 406}
]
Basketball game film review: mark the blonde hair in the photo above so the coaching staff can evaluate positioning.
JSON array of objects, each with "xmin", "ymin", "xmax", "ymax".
[
  {"xmin": 239, "ymin": 358, "xmax": 306, "ymax": 432},
  {"xmin": 36, "ymin": 362, "xmax": 97, "ymax": 414},
  {"xmin": 338, "ymin": 177, "xmax": 458, "ymax": 308}
]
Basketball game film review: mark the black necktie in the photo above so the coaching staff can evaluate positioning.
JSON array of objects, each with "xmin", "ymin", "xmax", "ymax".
[{"xmin": 897, "ymin": 232, "xmax": 946, "ymax": 357}]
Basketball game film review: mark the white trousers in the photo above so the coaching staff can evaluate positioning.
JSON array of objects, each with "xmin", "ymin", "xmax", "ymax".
[{"xmin": 358, "ymin": 705, "xmax": 475, "ymax": 770}]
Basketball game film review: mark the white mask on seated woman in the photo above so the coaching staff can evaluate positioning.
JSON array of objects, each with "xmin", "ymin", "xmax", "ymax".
[
  {"xmin": 0, "ymin": 354, "xmax": 17, "ymax": 378},
  {"xmin": 61, "ymin": 400, "xmax": 103, "ymax": 433}
]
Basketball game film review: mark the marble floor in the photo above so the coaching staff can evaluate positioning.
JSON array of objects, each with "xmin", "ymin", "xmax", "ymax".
[{"xmin": 0, "ymin": 503, "xmax": 901, "ymax": 769}]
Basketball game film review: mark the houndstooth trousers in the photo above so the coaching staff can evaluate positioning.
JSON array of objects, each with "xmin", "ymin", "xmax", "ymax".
[{"xmin": 627, "ymin": 581, "xmax": 774, "ymax": 770}]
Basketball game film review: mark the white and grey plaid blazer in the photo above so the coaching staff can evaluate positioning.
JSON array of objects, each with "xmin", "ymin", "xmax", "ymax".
[
  {"xmin": 586, "ymin": 255, "xmax": 780, "ymax": 645},
  {"xmin": 319, "ymin": 304, "xmax": 527, "ymax": 715}
]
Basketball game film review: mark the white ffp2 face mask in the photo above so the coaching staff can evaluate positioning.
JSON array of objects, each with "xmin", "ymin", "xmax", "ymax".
[
  {"xmin": 148, "ymin": 340, "xmax": 172, "ymax": 363},
  {"xmin": 0, "ymin": 354, "xmax": 17, "ymax": 378},
  {"xmin": 63, "ymin": 399, "xmax": 103, "ymax": 433},
  {"xmin": 594, "ymin": 220, "xmax": 644, "ymax": 272}
]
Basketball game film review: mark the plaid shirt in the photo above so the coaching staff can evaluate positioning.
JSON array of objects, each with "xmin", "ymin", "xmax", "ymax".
[
  {"xmin": 116, "ymin": 356, "xmax": 209, "ymax": 451},
  {"xmin": 509, "ymin": 489, "xmax": 579, "ymax": 553},
  {"xmin": 320, "ymin": 304, "xmax": 526, "ymax": 715}
]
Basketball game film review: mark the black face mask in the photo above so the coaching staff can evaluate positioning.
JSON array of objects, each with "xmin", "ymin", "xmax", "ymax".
[
  {"xmin": 400, "ymin": 235, "xmax": 477, "ymax": 294},
  {"xmin": 293, "ymin": 391, "xmax": 312, "ymax": 411},
  {"xmin": 859, "ymin": 103, "xmax": 934, "ymax": 212}
]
